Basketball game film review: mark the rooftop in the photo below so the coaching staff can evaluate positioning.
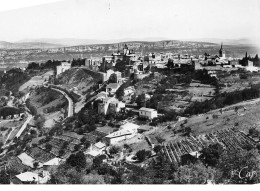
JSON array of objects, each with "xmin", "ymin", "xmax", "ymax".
[
  {"xmin": 17, "ymin": 152, "xmax": 43, "ymax": 169},
  {"xmin": 139, "ymin": 107, "xmax": 157, "ymax": 112},
  {"xmin": 94, "ymin": 142, "xmax": 106, "ymax": 149},
  {"xmin": 106, "ymin": 83, "xmax": 119, "ymax": 90},
  {"xmin": 15, "ymin": 172, "xmax": 38, "ymax": 182},
  {"xmin": 105, "ymin": 129, "xmax": 132, "ymax": 138},
  {"xmin": 43, "ymin": 157, "xmax": 62, "ymax": 166}
]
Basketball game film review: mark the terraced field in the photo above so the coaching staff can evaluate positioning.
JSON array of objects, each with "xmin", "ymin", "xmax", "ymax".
[{"xmin": 162, "ymin": 128, "xmax": 256, "ymax": 163}]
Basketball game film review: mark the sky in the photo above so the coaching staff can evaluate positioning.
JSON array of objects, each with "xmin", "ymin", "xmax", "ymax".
[{"xmin": 0, "ymin": 0, "xmax": 260, "ymax": 42}]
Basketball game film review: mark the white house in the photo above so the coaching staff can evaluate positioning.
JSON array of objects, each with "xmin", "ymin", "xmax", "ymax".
[
  {"xmin": 245, "ymin": 66, "xmax": 259, "ymax": 72},
  {"xmin": 56, "ymin": 62, "xmax": 71, "ymax": 76},
  {"xmin": 85, "ymin": 141, "xmax": 106, "ymax": 157},
  {"xmin": 139, "ymin": 107, "xmax": 158, "ymax": 120}
]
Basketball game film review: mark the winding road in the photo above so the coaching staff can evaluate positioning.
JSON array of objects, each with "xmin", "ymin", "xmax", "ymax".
[{"xmin": 50, "ymin": 87, "xmax": 74, "ymax": 118}]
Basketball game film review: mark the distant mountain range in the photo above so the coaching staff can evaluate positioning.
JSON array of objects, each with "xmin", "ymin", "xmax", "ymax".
[
  {"xmin": 181, "ymin": 38, "xmax": 260, "ymax": 46},
  {"xmin": 0, "ymin": 40, "xmax": 64, "ymax": 49},
  {"xmin": 0, "ymin": 37, "xmax": 259, "ymax": 50}
]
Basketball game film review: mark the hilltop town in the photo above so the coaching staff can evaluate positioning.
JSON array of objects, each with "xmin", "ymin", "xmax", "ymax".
[{"xmin": 0, "ymin": 41, "xmax": 260, "ymax": 184}]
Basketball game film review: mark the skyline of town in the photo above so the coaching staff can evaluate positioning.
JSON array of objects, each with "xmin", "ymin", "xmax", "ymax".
[{"xmin": 0, "ymin": 0, "xmax": 259, "ymax": 45}]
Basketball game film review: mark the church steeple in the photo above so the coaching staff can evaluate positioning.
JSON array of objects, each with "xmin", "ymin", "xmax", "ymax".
[{"xmin": 219, "ymin": 42, "xmax": 225, "ymax": 58}]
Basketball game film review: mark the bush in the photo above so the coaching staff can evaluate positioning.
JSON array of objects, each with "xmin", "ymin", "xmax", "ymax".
[
  {"xmin": 153, "ymin": 145, "xmax": 161, "ymax": 153},
  {"xmin": 0, "ymin": 127, "xmax": 8, "ymax": 131},
  {"xmin": 136, "ymin": 149, "xmax": 151, "ymax": 162},
  {"xmin": 66, "ymin": 151, "xmax": 86, "ymax": 170},
  {"xmin": 74, "ymin": 144, "xmax": 81, "ymax": 151},
  {"xmin": 59, "ymin": 149, "xmax": 65, "ymax": 157},
  {"xmin": 249, "ymin": 128, "xmax": 260, "ymax": 137},
  {"xmin": 155, "ymin": 136, "xmax": 165, "ymax": 144},
  {"xmin": 45, "ymin": 143, "xmax": 52, "ymax": 152},
  {"xmin": 109, "ymin": 146, "xmax": 120, "ymax": 155},
  {"xmin": 92, "ymin": 155, "xmax": 106, "ymax": 168},
  {"xmin": 62, "ymin": 141, "xmax": 69, "ymax": 149}
]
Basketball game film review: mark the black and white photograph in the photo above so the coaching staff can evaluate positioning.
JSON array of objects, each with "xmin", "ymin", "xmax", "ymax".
[{"xmin": 0, "ymin": 0, "xmax": 260, "ymax": 186}]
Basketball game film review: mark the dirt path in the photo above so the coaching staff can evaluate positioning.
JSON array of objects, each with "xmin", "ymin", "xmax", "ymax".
[{"xmin": 15, "ymin": 113, "xmax": 33, "ymax": 138}]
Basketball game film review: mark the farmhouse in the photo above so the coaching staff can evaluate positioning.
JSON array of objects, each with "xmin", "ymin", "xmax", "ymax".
[{"xmin": 139, "ymin": 107, "xmax": 158, "ymax": 120}]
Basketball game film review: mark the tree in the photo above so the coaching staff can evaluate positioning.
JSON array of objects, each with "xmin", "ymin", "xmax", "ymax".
[
  {"xmin": 136, "ymin": 94, "xmax": 146, "ymax": 108},
  {"xmin": 0, "ymin": 170, "xmax": 10, "ymax": 184},
  {"xmin": 200, "ymin": 143, "xmax": 224, "ymax": 167},
  {"xmin": 74, "ymin": 144, "xmax": 81, "ymax": 151},
  {"xmin": 93, "ymin": 155, "xmax": 106, "ymax": 168},
  {"xmin": 248, "ymin": 128, "xmax": 259, "ymax": 137},
  {"xmin": 136, "ymin": 149, "xmax": 150, "ymax": 162},
  {"xmin": 34, "ymin": 114, "xmax": 46, "ymax": 130},
  {"xmin": 153, "ymin": 145, "xmax": 162, "ymax": 153},
  {"xmin": 115, "ymin": 85, "xmax": 125, "ymax": 100},
  {"xmin": 59, "ymin": 149, "xmax": 65, "ymax": 157},
  {"xmin": 215, "ymin": 149, "xmax": 260, "ymax": 184},
  {"xmin": 45, "ymin": 143, "xmax": 52, "ymax": 152},
  {"xmin": 33, "ymin": 161, "xmax": 39, "ymax": 169},
  {"xmin": 107, "ymin": 73, "xmax": 117, "ymax": 83},
  {"xmin": 109, "ymin": 146, "xmax": 120, "ymax": 155},
  {"xmin": 62, "ymin": 141, "xmax": 69, "ymax": 149},
  {"xmin": 66, "ymin": 151, "xmax": 86, "ymax": 170},
  {"xmin": 173, "ymin": 162, "xmax": 216, "ymax": 184},
  {"xmin": 184, "ymin": 127, "xmax": 192, "ymax": 136}
]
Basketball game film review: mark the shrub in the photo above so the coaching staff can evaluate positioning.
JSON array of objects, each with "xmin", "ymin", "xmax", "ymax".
[
  {"xmin": 153, "ymin": 145, "xmax": 161, "ymax": 153},
  {"xmin": 74, "ymin": 144, "xmax": 81, "ymax": 151},
  {"xmin": 136, "ymin": 149, "xmax": 151, "ymax": 162},
  {"xmin": 62, "ymin": 141, "xmax": 69, "ymax": 149},
  {"xmin": 155, "ymin": 136, "xmax": 165, "ymax": 144},
  {"xmin": 59, "ymin": 149, "xmax": 65, "ymax": 157},
  {"xmin": 45, "ymin": 143, "xmax": 52, "ymax": 152},
  {"xmin": 109, "ymin": 146, "xmax": 120, "ymax": 155}
]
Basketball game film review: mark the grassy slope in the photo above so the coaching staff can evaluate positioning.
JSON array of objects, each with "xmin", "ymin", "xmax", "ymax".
[{"xmin": 29, "ymin": 88, "xmax": 67, "ymax": 128}]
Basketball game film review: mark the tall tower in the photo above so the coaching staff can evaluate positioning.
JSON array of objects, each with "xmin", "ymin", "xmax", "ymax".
[{"xmin": 219, "ymin": 43, "xmax": 225, "ymax": 58}]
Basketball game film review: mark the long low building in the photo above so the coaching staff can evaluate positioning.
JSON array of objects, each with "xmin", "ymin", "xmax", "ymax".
[{"xmin": 103, "ymin": 122, "xmax": 139, "ymax": 145}]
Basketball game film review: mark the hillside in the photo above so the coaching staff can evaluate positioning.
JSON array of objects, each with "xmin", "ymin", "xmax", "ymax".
[
  {"xmin": 0, "ymin": 68, "xmax": 30, "ymax": 96},
  {"xmin": 29, "ymin": 86, "xmax": 68, "ymax": 128},
  {"xmin": 56, "ymin": 68, "xmax": 99, "ymax": 96}
]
